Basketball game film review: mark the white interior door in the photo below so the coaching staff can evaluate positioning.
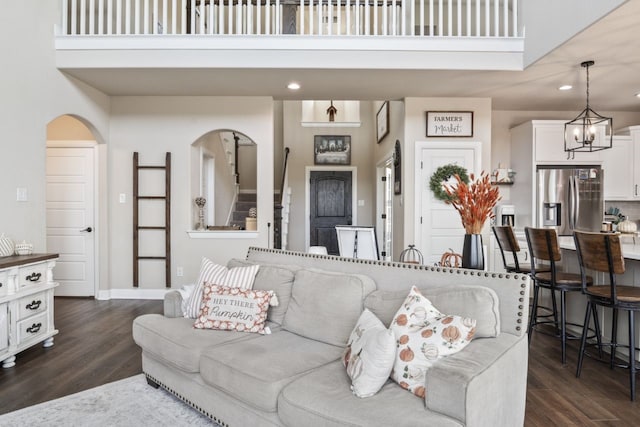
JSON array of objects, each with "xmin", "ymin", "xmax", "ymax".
[
  {"xmin": 46, "ymin": 146, "xmax": 96, "ymax": 297},
  {"xmin": 376, "ymin": 159, "xmax": 394, "ymax": 262},
  {"xmin": 417, "ymin": 142, "xmax": 481, "ymax": 265}
]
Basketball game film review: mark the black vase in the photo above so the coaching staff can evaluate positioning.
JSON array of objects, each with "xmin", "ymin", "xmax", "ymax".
[{"xmin": 462, "ymin": 234, "xmax": 484, "ymax": 270}]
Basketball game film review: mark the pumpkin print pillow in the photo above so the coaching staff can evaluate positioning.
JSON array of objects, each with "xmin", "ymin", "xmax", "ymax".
[
  {"xmin": 389, "ymin": 286, "xmax": 476, "ymax": 399},
  {"xmin": 194, "ymin": 283, "xmax": 275, "ymax": 334},
  {"xmin": 343, "ymin": 309, "xmax": 396, "ymax": 398}
]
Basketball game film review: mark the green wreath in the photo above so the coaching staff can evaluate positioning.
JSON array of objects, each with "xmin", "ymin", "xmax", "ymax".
[{"xmin": 429, "ymin": 164, "xmax": 470, "ymax": 202}]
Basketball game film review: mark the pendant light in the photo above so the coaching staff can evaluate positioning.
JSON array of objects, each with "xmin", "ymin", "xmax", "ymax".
[{"xmin": 564, "ymin": 60, "xmax": 613, "ymax": 153}]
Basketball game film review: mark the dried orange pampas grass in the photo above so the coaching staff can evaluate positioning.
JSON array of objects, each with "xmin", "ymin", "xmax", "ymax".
[{"xmin": 443, "ymin": 172, "xmax": 501, "ymax": 234}]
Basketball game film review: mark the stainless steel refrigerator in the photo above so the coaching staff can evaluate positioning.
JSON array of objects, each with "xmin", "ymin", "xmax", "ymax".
[{"xmin": 536, "ymin": 165, "xmax": 604, "ymax": 235}]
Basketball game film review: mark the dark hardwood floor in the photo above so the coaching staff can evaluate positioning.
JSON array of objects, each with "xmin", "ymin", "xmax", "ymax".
[
  {"xmin": 0, "ymin": 297, "xmax": 162, "ymax": 415},
  {"xmin": 0, "ymin": 298, "xmax": 638, "ymax": 424}
]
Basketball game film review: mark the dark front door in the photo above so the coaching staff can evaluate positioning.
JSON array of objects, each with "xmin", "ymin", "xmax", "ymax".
[{"xmin": 310, "ymin": 170, "xmax": 353, "ymax": 255}]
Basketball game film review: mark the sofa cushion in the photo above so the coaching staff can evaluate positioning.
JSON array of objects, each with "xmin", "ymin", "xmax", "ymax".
[
  {"xmin": 227, "ymin": 258, "xmax": 296, "ymax": 325},
  {"xmin": 424, "ymin": 334, "xmax": 525, "ymax": 425},
  {"xmin": 283, "ymin": 269, "xmax": 377, "ymax": 346},
  {"xmin": 184, "ymin": 257, "xmax": 260, "ymax": 318},
  {"xmin": 343, "ymin": 309, "xmax": 396, "ymax": 398},
  {"xmin": 278, "ymin": 360, "xmax": 463, "ymax": 427},
  {"xmin": 199, "ymin": 330, "xmax": 343, "ymax": 413},
  {"xmin": 364, "ymin": 285, "xmax": 500, "ymax": 338},
  {"xmin": 194, "ymin": 284, "xmax": 274, "ymax": 334},
  {"xmin": 389, "ymin": 286, "xmax": 477, "ymax": 398},
  {"xmin": 132, "ymin": 314, "xmax": 265, "ymax": 373}
]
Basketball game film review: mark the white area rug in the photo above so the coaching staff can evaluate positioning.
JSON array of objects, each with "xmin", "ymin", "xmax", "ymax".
[{"xmin": 0, "ymin": 374, "xmax": 216, "ymax": 426}]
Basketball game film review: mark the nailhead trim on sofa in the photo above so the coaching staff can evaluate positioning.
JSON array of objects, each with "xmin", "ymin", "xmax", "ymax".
[
  {"xmin": 246, "ymin": 247, "xmax": 529, "ymax": 334},
  {"xmin": 145, "ymin": 373, "xmax": 228, "ymax": 427}
]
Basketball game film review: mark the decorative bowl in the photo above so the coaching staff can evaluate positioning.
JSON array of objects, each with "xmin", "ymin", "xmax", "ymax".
[{"xmin": 15, "ymin": 241, "xmax": 33, "ymax": 256}]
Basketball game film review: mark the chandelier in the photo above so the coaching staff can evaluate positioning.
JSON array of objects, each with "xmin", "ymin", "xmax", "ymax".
[{"xmin": 564, "ymin": 60, "xmax": 613, "ymax": 153}]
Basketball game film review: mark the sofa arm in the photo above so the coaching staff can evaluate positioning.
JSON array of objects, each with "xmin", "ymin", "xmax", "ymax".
[
  {"xmin": 164, "ymin": 290, "xmax": 183, "ymax": 318},
  {"xmin": 425, "ymin": 334, "xmax": 527, "ymax": 427}
]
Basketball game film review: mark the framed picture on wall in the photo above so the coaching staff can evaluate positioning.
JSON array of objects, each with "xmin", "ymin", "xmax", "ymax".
[
  {"xmin": 314, "ymin": 135, "xmax": 351, "ymax": 165},
  {"xmin": 376, "ymin": 101, "xmax": 390, "ymax": 143},
  {"xmin": 426, "ymin": 111, "xmax": 473, "ymax": 137}
]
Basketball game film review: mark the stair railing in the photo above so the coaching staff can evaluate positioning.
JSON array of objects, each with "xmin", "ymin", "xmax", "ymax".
[
  {"xmin": 278, "ymin": 147, "xmax": 290, "ymax": 208},
  {"xmin": 274, "ymin": 147, "xmax": 290, "ymax": 248}
]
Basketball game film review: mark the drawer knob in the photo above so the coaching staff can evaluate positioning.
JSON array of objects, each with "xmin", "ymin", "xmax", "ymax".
[
  {"xmin": 26, "ymin": 300, "xmax": 42, "ymax": 310},
  {"xmin": 0, "ymin": 282, "xmax": 3, "ymax": 287},
  {"xmin": 27, "ymin": 323, "xmax": 42, "ymax": 334},
  {"xmin": 25, "ymin": 272, "xmax": 42, "ymax": 282}
]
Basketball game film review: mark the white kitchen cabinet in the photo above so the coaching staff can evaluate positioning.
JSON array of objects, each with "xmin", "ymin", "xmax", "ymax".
[
  {"xmin": 604, "ymin": 126, "xmax": 640, "ymax": 200},
  {"xmin": 602, "ymin": 135, "xmax": 634, "ymax": 200},
  {"xmin": 534, "ymin": 121, "xmax": 604, "ymax": 164},
  {"xmin": 0, "ymin": 254, "xmax": 58, "ymax": 368}
]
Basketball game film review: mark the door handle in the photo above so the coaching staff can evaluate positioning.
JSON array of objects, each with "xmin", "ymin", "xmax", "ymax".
[{"xmin": 80, "ymin": 227, "xmax": 93, "ymax": 233}]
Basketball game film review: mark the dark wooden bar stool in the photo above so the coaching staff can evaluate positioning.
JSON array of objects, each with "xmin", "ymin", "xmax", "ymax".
[
  {"xmin": 492, "ymin": 225, "xmax": 550, "ymax": 274},
  {"xmin": 574, "ymin": 231, "xmax": 640, "ymax": 401},
  {"xmin": 525, "ymin": 227, "xmax": 594, "ymax": 364}
]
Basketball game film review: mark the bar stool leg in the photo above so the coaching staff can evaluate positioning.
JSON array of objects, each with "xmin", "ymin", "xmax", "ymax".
[
  {"xmin": 560, "ymin": 290, "xmax": 568, "ymax": 364},
  {"xmin": 576, "ymin": 302, "xmax": 592, "ymax": 378},
  {"xmin": 611, "ymin": 308, "xmax": 619, "ymax": 370},
  {"xmin": 529, "ymin": 283, "xmax": 540, "ymax": 344},
  {"xmin": 629, "ymin": 310, "xmax": 636, "ymax": 402},
  {"xmin": 591, "ymin": 303, "xmax": 604, "ymax": 359},
  {"xmin": 551, "ymin": 289, "xmax": 560, "ymax": 334}
]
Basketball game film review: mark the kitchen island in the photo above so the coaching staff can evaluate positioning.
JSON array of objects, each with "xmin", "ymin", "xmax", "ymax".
[{"xmin": 556, "ymin": 235, "xmax": 640, "ymax": 362}]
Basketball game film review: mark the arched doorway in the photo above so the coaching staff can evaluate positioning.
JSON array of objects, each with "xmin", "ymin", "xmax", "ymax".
[
  {"xmin": 46, "ymin": 115, "xmax": 101, "ymax": 297},
  {"xmin": 190, "ymin": 129, "xmax": 257, "ymax": 230}
]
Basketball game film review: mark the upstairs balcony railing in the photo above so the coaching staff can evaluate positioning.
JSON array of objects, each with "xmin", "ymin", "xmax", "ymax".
[{"xmin": 60, "ymin": 0, "xmax": 521, "ymax": 38}]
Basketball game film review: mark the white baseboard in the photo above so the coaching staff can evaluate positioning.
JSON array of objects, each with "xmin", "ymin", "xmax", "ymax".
[{"xmin": 96, "ymin": 288, "xmax": 170, "ymax": 300}]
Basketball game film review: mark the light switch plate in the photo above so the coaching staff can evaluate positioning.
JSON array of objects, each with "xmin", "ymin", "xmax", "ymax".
[
  {"xmin": 119, "ymin": 193, "xmax": 126, "ymax": 203},
  {"xmin": 16, "ymin": 187, "xmax": 28, "ymax": 202}
]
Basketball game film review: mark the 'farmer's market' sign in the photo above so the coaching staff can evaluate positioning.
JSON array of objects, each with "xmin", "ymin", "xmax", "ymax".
[{"xmin": 426, "ymin": 111, "xmax": 473, "ymax": 137}]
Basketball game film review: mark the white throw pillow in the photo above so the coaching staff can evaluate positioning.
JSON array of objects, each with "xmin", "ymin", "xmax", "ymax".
[
  {"xmin": 389, "ymin": 286, "xmax": 476, "ymax": 399},
  {"xmin": 178, "ymin": 284, "xmax": 196, "ymax": 317},
  {"xmin": 184, "ymin": 257, "xmax": 260, "ymax": 318},
  {"xmin": 343, "ymin": 309, "xmax": 396, "ymax": 398}
]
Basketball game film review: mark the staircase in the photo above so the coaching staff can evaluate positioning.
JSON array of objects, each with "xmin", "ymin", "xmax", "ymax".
[
  {"xmin": 229, "ymin": 192, "xmax": 283, "ymax": 230},
  {"xmin": 230, "ymin": 193, "xmax": 256, "ymax": 229}
]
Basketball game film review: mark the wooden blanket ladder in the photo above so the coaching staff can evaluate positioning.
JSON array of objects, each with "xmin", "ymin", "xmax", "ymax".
[{"xmin": 133, "ymin": 152, "xmax": 171, "ymax": 288}]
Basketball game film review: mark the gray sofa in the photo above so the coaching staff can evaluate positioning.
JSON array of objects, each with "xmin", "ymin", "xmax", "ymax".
[{"xmin": 133, "ymin": 247, "xmax": 530, "ymax": 427}]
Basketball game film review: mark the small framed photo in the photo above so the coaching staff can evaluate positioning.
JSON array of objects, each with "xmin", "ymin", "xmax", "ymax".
[
  {"xmin": 314, "ymin": 135, "xmax": 351, "ymax": 165},
  {"xmin": 426, "ymin": 111, "xmax": 473, "ymax": 137},
  {"xmin": 376, "ymin": 101, "xmax": 390, "ymax": 143}
]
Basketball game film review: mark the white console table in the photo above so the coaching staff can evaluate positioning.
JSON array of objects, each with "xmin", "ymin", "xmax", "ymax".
[{"xmin": 0, "ymin": 254, "xmax": 59, "ymax": 368}]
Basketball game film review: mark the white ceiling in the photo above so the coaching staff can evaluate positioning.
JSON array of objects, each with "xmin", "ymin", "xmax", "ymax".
[{"xmin": 61, "ymin": 0, "xmax": 640, "ymax": 112}]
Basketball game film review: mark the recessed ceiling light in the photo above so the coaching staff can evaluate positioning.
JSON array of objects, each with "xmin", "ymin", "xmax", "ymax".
[
  {"xmin": 558, "ymin": 85, "xmax": 572, "ymax": 91},
  {"xmin": 635, "ymin": 92, "xmax": 640, "ymax": 98},
  {"xmin": 287, "ymin": 82, "xmax": 301, "ymax": 90}
]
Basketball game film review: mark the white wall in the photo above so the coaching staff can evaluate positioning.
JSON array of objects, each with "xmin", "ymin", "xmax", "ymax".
[
  {"xmin": 108, "ymin": 96, "xmax": 273, "ymax": 290},
  {"xmin": 522, "ymin": 0, "xmax": 626, "ymax": 66},
  {"xmin": 520, "ymin": 0, "xmax": 627, "ymax": 67},
  {"xmin": 403, "ymin": 98, "xmax": 492, "ymax": 247},
  {"xmin": 0, "ymin": 3, "xmax": 110, "ymax": 286}
]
